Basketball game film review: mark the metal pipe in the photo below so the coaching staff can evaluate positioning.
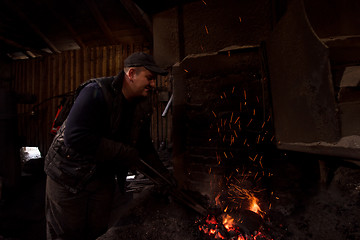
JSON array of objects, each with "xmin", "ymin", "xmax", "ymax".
[{"xmin": 161, "ymin": 93, "xmax": 173, "ymax": 117}]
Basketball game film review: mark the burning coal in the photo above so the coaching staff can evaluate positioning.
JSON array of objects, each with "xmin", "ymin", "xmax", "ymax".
[
  {"xmin": 197, "ymin": 213, "xmax": 272, "ymax": 240},
  {"xmin": 197, "ymin": 171, "xmax": 273, "ymax": 239}
]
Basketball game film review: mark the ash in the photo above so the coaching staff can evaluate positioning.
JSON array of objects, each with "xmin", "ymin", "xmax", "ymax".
[{"xmin": 98, "ymin": 148, "xmax": 204, "ymax": 240}]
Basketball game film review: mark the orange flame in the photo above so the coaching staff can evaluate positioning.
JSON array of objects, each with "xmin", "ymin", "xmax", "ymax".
[
  {"xmin": 249, "ymin": 196, "xmax": 265, "ymax": 218},
  {"xmin": 250, "ymin": 197, "xmax": 260, "ymax": 213},
  {"xmin": 222, "ymin": 214, "xmax": 236, "ymax": 231},
  {"xmin": 215, "ymin": 193, "xmax": 221, "ymax": 206}
]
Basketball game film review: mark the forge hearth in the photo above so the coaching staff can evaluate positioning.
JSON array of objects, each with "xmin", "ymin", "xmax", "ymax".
[
  {"xmin": 167, "ymin": 46, "xmax": 276, "ymax": 238},
  {"xmin": 98, "ymin": 185, "xmax": 272, "ymax": 240},
  {"xmin": 98, "ymin": 157, "xmax": 360, "ymax": 240}
]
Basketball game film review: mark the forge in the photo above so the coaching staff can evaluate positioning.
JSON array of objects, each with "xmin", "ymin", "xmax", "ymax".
[
  {"xmin": 98, "ymin": 1, "xmax": 360, "ymax": 239},
  {"xmin": 97, "ymin": 41, "xmax": 360, "ymax": 239}
]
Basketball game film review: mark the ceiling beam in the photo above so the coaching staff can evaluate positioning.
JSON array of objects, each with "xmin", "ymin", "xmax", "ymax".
[
  {"xmin": 0, "ymin": 35, "xmax": 46, "ymax": 57},
  {"xmin": 4, "ymin": 0, "xmax": 61, "ymax": 54},
  {"xmin": 119, "ymin": 0, "xmax": 153, "ymax": 41},
  {"xmin": 85, "ymin": 0, "xmax": 118, "ymax": 45},
  {"xmin": 40, "ymin": 0, "xmax": 86, "ymax": 49}
]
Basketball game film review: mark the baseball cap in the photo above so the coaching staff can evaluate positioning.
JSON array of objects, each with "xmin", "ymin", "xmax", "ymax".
[{"xmin": 124, "ymin": 52, "xmax": 168, "ymax": 76}]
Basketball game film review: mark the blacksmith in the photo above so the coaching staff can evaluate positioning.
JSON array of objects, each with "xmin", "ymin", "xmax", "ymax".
[{"xmin": 44, "ymin": 52, "xmax": 172, "ymax": 240}]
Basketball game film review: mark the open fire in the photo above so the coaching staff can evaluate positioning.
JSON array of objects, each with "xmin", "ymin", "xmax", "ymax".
[
  {"xmin": 195, "ymin": 83, "xmax": 275, "ymax": 239},
  {"xmin": 197, "ymin": 177, "xmax": 273, "ymax": 240}
]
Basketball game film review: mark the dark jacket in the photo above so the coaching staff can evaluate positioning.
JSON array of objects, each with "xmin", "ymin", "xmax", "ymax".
[{"xmin": 44, "ymin": 72, "xmax": 167, "ymax": 194}]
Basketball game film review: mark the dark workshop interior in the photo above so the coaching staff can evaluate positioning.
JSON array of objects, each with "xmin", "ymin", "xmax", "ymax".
[{"xmin": 1, "ymin": 0, "xmax": 360, "ymax": 239}]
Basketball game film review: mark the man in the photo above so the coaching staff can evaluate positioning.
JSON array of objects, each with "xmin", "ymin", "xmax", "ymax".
[{"xmin": 44, "ymin": 52, "xmax": 171, "ymax": 240}]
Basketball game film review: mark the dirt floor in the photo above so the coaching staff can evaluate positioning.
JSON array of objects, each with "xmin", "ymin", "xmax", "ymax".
[{"xmin": 0, "ymin": 150, "xmax": 360, "ymax": 240}]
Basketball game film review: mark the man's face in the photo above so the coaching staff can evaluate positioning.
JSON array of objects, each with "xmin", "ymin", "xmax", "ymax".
[{"xmin": 131, "ymin": 67, "xmax": 156, "ymax": 97}]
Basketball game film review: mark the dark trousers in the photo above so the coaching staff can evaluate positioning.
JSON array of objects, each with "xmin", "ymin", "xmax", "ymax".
[{"xmin": 45, "ymin": 176, "xmax": 115, "ymax": 240}]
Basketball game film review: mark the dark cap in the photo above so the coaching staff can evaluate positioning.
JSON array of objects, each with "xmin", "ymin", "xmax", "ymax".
[{"xmin": 124, "ymin": 52, "xmax": 168, "ymax": 76}]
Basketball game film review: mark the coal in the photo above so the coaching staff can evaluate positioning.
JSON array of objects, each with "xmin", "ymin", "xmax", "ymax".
[{"xmin": 98, "ymin": 187, "xmax": 204, "ymax": 240}]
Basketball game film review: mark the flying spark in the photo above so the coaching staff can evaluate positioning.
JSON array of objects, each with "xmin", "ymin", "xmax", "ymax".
[
  {"xmin": 247, "ymin": 119, "xmax": 253, "ymax": 127},
  {"xmin": 233, "ymin": 130, "xmax": 238, "ymax": 138},
  {"xmin": 205, "ymin": 25, "xmax": 209, "ymax": 34},
  {"xmin": 234, "ymin": 116, "xmax": 240, "ymax": 124}
]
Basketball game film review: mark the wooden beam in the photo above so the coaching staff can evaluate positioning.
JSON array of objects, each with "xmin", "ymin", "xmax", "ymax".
[
  {"xmin": 40, "ymin": 0, "xmax": 86, "ymax": 49},
  {"xmin": 85, "ymin": 0, "xmax": 117, "ymax": 45},
  {"xmin": 119, "ymin": 0, "xmax": 153, "ymax": 41},
  {"xmin": 0, "ymin": 35, "xmax": 46, "ymax": 57},
  {"xmin": 4, "ymin": 0, "xmax": 61, "ymax": 54}
]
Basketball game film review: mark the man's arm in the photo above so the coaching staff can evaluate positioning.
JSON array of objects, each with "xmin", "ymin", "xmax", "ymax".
[
  {"xmin": 64, "ymin": 82, "xmax": 107, "ymax": 154},
  {"xmin": 64, "ymin": 82, "xmax": 138, "ymax": 163}
]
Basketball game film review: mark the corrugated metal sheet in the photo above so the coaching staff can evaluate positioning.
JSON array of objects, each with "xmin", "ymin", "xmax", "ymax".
[{"xmin": 11, "ymin": 44, "xmax": 172, "ymax": 157}]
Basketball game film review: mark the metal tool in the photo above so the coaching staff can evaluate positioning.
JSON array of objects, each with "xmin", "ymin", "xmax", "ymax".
[{"xmin": 137, "ymin": 159, "xmax": 208, "ymax": 216}]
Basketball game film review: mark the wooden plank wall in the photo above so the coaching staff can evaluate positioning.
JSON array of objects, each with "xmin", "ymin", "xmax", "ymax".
[{"xmin": 11, "ymin": 44, "xmax": 173, "ymax": 157}]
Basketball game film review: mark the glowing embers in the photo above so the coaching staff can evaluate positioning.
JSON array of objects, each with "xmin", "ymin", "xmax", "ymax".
[
  {"xmin": 197, "ymin": 212, "xmax": 272, "ymax": 240},
  {"xmin": 198, "ymin": 175, "xmax": 272, "ymax": 239}
]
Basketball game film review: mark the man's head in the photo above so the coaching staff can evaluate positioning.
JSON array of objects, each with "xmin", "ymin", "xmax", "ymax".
[
  {"xmin": 124, "ymin": 52, "xmax": 168, "ymax": 76},
  {"xmin": 122, "ymin": 52, "xmax": 168, "ymax": 99}
]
